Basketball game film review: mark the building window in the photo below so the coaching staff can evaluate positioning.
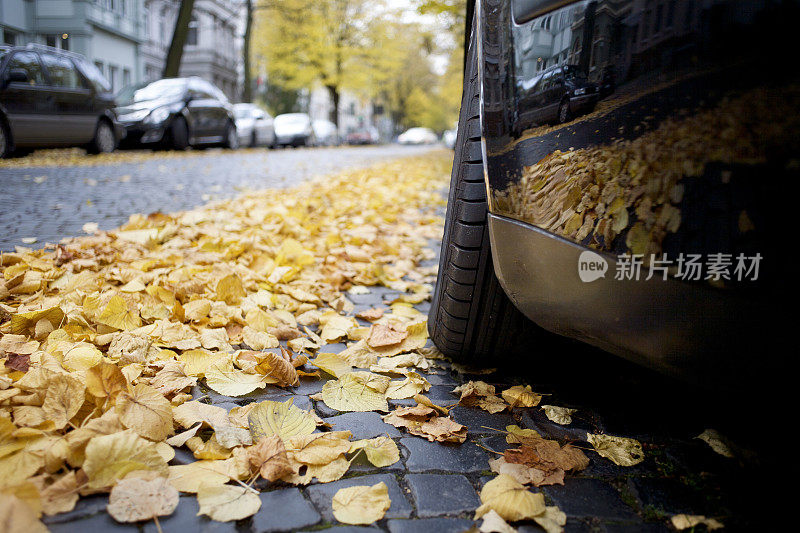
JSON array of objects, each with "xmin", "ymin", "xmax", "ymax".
[
  {"xmin": 109, "ymin": 65, "xmax": 118, "ymax": 92},
  {"xmin": 144, "ymin": 6, "xmax": 150, "ymax": 38},
  {"xmin": 3, "ymin": 29, "xmax": 18, "ymax": 45},
  {"xmin": 187, "ymin": 17, "xmax": 198, "ymax": 46},
  {"xmin": 122, "ymin": 68, "xmax": 131, "ymax": 88},
  {"xmin": 160, "ymin": 8, "xmax": 168, "ymax": 46},
  {"xmin": 95, "ymin": 61, "xmax": 104, "ymax": 77}
]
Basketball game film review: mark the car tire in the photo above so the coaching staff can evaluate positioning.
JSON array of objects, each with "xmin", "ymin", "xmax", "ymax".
[
  {"xmin": 428, "ymin": 15, "xmax": 530, "ymax": 363},
  {"xmin": 0, "ymin": 118, "xmax": 12, "ymax": 159},
  {"xmin": 170, "ymin": 116, "xmax": 190, "ymax": 150},
  {"xmin": 87, "ymin": 119, "xmax": 116, "ymax": 154},
  {"xmin": 558, "ymin": 99, "xmax": 572, "ymax": 124},
  {"xmin": 223, "ymin": 122, "xmax": 239, "ymax": 149}
]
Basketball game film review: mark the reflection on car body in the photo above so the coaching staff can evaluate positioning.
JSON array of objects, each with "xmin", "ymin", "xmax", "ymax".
[{"xmin": 429, "ymin": 0, "xmax": 798, "ymax": 384}]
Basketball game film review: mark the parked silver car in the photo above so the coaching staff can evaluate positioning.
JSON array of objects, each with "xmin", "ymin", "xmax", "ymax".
[
  {"xmin": 312, "ymin": 119, "xmax": 339, "ymax": 146},
  {"xmin": 273, "ymin": 113, "xmax": 315, "ymax": 147},
  {"xmin": 233, "ymin": 103, "xmax": 276, "ymax": 148}
]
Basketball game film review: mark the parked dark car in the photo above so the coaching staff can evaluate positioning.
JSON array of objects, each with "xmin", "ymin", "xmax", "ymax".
[
  {"xmin": 429, "ymin": 0, "xmax": 796, "ymax": 386},
  {"xmin": 0, "ymin": 44, "xmax": 121, "ymax": 158},
  {"xmin": 517, "ymin": 64, "xmax": 598, "ymax": 129},
  {"xmin": 115, "ymin": 77, "xmax": 238, "ymax": 150}
]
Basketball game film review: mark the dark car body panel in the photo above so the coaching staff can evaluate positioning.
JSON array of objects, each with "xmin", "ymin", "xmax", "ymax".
[
  {"xmin": 0, "ymin": 46, "xmax": 120, "ymax": 150},
  {"xmin": 474, "ymin": 0, "xmax": 795, "ymax": 379}
]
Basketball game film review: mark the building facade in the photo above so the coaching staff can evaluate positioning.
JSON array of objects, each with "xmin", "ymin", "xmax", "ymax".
[
  {"xmin": 1, "ymin": 0, "xmax": 244, "ymax": 98},
  {"xmin": 1, "ymin": 0, "xmax": 145, "ymax": 92},
  {"xmin": 140, "ymin": 0, "xmax": 243, "ymax": 100}
]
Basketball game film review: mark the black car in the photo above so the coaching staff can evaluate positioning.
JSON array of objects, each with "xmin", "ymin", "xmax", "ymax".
[
  {"xmin": 115, "ymin": 77, "xmax": 238, "ymax": 150},
  {"xmin": 517, "ymin": 64, "xmax": 598, "ymax": 128},
  {"xmin": 429, "ymin": 0, "xmax": 796, "ymax": 386},
  {"xmin": 0, "ymin": 44, "xmax": 121, "ymax": 158}
]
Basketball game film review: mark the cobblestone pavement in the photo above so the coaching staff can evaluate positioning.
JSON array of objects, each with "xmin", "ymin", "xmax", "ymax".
[
  {"xmin": 11, "ymin": 149, "xmax": 772, "ymax": 531},
  {"xmin": 0, "ymin": 144, "xmax": 431, "ymax": 252}
]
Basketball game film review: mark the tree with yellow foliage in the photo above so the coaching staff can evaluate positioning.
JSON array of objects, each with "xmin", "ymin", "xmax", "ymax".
[{"xmin": 253, "ymin": 0, "xmax": 396, "ymax": 127}]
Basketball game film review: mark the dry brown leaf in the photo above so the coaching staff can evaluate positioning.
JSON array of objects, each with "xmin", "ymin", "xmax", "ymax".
[
  {"xmin": 331, "ymin": 482, "xmax": 391, "ymax": 525},
  {"xmin": 541, "ymin": 405, "xmax": 576, "ymax": 425},
  {"xmin": 248, "ymin": 435, "xmax": 293, "ymax": 481},
  {"xmin": 197, "ymin": 484, "xmax": 261, "ymax": 522},
  {"xmin": 85, "ymin": 361, "xmax": 128, "ymax": 399},
  {"xmin": 116, "ymin": 383, "xmax": 173, "ymax": 441},
  {"xmin": 0, "ymin": 495, "xmax": 48, "ymax": 533},
  {"xmin": 670, "ymin": 514, "xmax": 724, "ymax": 530},
  {"xmin": 106, "ymin": 476, "xmax": 179, "ymax": 523},
  {"xmin": 82, "ymin": 430, "xmax": 168, "ymax": 490},
  {"xmin": 474, "ymin": 474, "xmax": 546, "ymax": 522},
  {"xmin": 501, "ymin": 385, "xmax": 542, "ymax": 408},
  {"xmin": 367, "ymin": 323, "xmax": 408, "ymax": 348},
  {"xmin": 587, "ymin": 433, "xmax": 644, "ymax": 466}
]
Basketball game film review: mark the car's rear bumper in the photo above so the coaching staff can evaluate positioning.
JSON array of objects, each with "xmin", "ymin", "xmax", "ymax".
[
  {"xmin": 487, "ymin": 213, "xmax": 771, "ymax": 384},
  {"xmin": 276, "ymin": 134, "xmax": 309, "ymax": 146}
]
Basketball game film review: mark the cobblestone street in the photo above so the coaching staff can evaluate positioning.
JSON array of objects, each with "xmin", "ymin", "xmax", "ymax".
[
  {"xmin": 0, "ymin": 145, "xmax": 431, "ymax": 252},
  {"xmin": 2, "ymin": 148, "xmax": 771, "ymax": 532}
]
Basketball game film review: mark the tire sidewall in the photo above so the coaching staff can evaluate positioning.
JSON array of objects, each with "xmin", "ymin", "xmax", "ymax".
[
  {"xmin": 94, "ymin": 120, "xmax": 116, "ymax": 153},
  {"xmin": 170, "ymin": 116, "xmax": 189, "ymax": 150}
]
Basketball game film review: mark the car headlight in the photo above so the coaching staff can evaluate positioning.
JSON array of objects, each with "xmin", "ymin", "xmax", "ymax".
[
  {"xmin": 145, "ymin": 107, "xmax": 171, "ymax": 125},
  {"xmin": 574, "ymin": 87, "xmax": 587, "ymax": 96}
]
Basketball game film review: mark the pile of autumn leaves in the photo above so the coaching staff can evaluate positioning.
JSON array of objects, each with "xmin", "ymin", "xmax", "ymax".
[
  {"xmin": 0, "ymin": 154, "xmax": 448, "ymax": 530},
  {"xmin": 1, "ymin": 152, "xmax": 649, "ymax": 532}
]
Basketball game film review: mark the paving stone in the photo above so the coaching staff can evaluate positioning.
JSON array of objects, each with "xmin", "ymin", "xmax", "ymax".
[
  {"xmin": 480, "ymin": 434, "xmax": 513, "ymax": 454},
  {"xmin": 320, "ymin": 342, "xmax": 348, "ymax": 354},
  {"xmin": 402, "ymin": 437, "xmax": 490, "ymax": 473},
  {"xmin": 42, "ymin": 494, "xmax": 107, "ymax": 525},
  {"xmin": 450, "ymin": 406, "xmax": 514, "ymax": 436},
  {"xmin": 244, "ymin": 394, "xmax": 312, "ymax": 411},
  {"xmin": 389, "ymin": 398, "xmax": 416, "ymax": 408},
  {"xmin": 543, "ymin": 479, "xmax": 639, "ymax": 521},
  {"xmin": 252, "ymin": 488, "xmax": 321, "ymax": 532},
  {"xmin": 388, "ymin": 518, "xmax": 476, "ymax": 533},
  {"xmin": 424, "ymin": 384, "xmax": 458, "ymax": 401},
  {"xmin": 292, "ymin": 377, "xmax": 326, "ymax": 396},
  {"xmin": 601, "ymin": 522, "xmax": 671, "ymax": 533},
  {"xmin": 47, "ymin": 512, "xmax": 137, "ymax": 532},
  {"xmin": 305, "ymin": 473, "xmax": 413, "ymax": 521},
  {"xmin": 405, "ymin": 473, "xmax": 481, "ymax": 517},
  {"xmin": 323, "ymin": 411, "xmax": 401, "ymax": 439},
  {"xmin": 141, "ymin": 496, "xmax": 235, "ymax": 533},
  {"xmin": 627, "ymin": 477, "xmax": 705, "ymax": 515},
  {"xmin": 315, "ymin": 399, "xmax": 340, "ymax": 417},
  {"xmin": 520, "ymin": 410, "xmax": 593, "ymax": 443},
  {"xmin": 300, "ymin": 526, "xmax": 383, "ymax": 533},
  {"xmin": 424, "ymin": 372, "xmax": 458, "ymax": 386}
]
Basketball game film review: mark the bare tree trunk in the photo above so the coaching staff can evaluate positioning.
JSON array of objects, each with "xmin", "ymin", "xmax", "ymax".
[
  {"xmin": 242, "ymin": 0, "xmax": 253, "ymax": 102},
  {"xmin": 326, "ymin": 85, "xmax": 340, "ymax": 128},
  {"xmin": 163, "ymin": 0, "xmax": 197, "ymax": 78}
]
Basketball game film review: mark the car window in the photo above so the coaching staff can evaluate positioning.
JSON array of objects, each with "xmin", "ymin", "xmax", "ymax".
[
  {"xmin": 41, "ymin": 53, "xmax": 83, "ymax": 89},
  {"xmin": 74, "ymin": 57, "xmax": 111, "ymax": 93},
  {"xmin": 7, "ymin": 51, "xmax": 45, "ymax": 85}
]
